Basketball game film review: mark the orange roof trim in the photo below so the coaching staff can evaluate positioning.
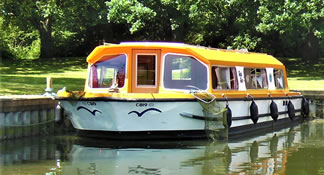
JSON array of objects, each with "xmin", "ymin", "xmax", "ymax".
[{"xmin": 86, "ymin": 42, "xmax": 284, "ymax": 67}]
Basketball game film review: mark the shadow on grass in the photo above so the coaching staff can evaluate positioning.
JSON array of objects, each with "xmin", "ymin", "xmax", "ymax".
[
  {"xmin": 0, "ymin": 57, "xmax": 88, "ymax": 75},
  {"xmin": 279, "ymin": 58, "xmax": 324, "ymax": 80},
  {"xmin": 0, "ymin": 76, "xmax": 85, "ymax": 95},
  {"xmin": 0, "ymin": 57, "xmax": 87, "ymax": 95}
]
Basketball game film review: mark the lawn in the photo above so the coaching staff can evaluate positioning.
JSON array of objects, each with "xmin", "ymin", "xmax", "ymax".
[
  {"xmin": 280, "ymin": 57, "xmax": 324, "ymax": 90},
  {"xmin": 0, "ymin": 57, "xmax": 88, "ymax": 95},
  {"xmin": 0, "ymin": 57, "xmax": 323, "ymax": 95}
]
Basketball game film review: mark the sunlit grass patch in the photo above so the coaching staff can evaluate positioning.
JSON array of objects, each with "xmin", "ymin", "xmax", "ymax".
[
  {"xmin": 0, "ymin": 57, "xmax": 87, "ymax": 95},
  {"xmin": 288, "ymin": 78, "xmax": 324, "ymax": 91},
  {"xmin": 279, "ymin": 57, "xmax": 324, "ymax": 90}
]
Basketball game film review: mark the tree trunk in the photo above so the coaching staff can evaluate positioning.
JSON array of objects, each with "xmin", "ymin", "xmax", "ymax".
[
  {"xmin": 38, "ymin": 17, "xmax": 55, "ymax": 59},
  {"xmin": 169, "ymin": 9, "xmax": 186, "ymax": 42},
  {"xmin": 172, "ymin": 23, "xmax": 185, "ymax": 42},
  {"xmin": 302, "ymin": 31, "xmax": 319, "ymax": 63}
]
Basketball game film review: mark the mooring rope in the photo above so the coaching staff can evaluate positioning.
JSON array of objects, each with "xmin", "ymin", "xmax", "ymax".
[{"xmin": 0, "ymin": 119, "xmax": 56, "ymax": 127}]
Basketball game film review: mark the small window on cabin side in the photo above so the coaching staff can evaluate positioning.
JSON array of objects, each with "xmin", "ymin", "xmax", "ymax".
[
  {"xmin": 163, "ymin": 54, "xmax": 207, "ymax": 90},
  {"xmin": 212, "ymin": 67, "xmax": 238, "ymax": 90},
  {"xmin": 244, "ymin": 68, "xmax": 268, "ymax": 89},
  {"xmin": 88, "ymin": 54, "xmax": 126, "ymax": 89},
  {"xmin": 273, "ymin": 69, "xmax": 285, "ymax": 89}
]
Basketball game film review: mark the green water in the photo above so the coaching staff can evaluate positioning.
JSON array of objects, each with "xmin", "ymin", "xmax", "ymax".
[{"xmin": 1, "ymin": 119, "xmax": 324, "ymax": 175}]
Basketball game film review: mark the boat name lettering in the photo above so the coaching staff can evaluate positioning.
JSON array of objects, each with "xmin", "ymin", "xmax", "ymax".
[
  {"xmin": 283, "ymin": 100, "xmax": 288, "ymax": 106},
  {"xmin": 136, "ymin": 103, "xmax": 154, "ymax": 107}
]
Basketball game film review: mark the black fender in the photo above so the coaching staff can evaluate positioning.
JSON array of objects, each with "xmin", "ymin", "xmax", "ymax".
[
  {"xmin": 225, "ymin": 104, "xmax": 232, "ymax": 128},
  {"xmin": 301, "ymin": 97, "xmax": 310, "ymax": 118},
  {"xmin": 287, "ymin": 101, "xmax": 295, "ymax": 120},
  {"xmin": 250, "ymin": 101, "xmax": 259, "ymax": 124},
  {"xmin": 270, "ymin": 100, "xmax": 279, "ymax": 121}
]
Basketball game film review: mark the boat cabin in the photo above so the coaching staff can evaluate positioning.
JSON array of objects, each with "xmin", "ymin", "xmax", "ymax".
[{"xmin": 83, "ymin": 42, "xmax": 292, "ymax": 99}]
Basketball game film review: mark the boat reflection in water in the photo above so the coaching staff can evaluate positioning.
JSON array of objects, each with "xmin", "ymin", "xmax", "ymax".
[
  {"xmin": 64, "ymin": 119, "xmax": 323, "ymax": 175},
  {"xmin": 1, "ymin": 119, "xmax": 324, "ymax": 174}
]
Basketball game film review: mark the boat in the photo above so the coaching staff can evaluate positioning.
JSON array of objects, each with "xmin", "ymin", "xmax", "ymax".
[{"xmin": 56, "ymin": 42, "xmax": 310, "ymax": 140}]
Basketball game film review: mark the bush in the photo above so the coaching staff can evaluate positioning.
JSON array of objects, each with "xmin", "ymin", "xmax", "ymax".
[{"xmin": 0, "ymin": 16, "xmax": 40, "ymax": 60}]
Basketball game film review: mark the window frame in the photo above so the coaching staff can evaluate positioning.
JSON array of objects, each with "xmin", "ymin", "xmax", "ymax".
[
  {"xmin": 243, "ymin": 67, "xmax": 269, "ymax": 90},
  {"xmin": 162, "ymin": 53, "xmax": 209, "ymax": 91},
  {"xmin": 211, "ymin": 66, "xmax": 239, "ymax": 91},
  {"xmin": 87, "ymin": 53, "xmax": 128, "ymax": 90},
  {"xmin": 135, "ymin": 53, "xmax": 158, "ymax": 88},
  {"xmin": 273, "ymin": 68, "xmax": 286, "ymax": 89}
]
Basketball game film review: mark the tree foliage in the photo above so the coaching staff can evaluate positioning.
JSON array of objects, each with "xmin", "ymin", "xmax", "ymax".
[
  {"xmin": 0, "ymin": 0, "xmax": 324, "ymax": 61},
  {"xmin": 107, "ymin": 0, "xmax": 192, "ymax": 41},
  {"xmin": 0, "ymin": 0, "xmax": 61, "ymax": 58},
  {"xmin": 0, "ymin": 0, "xmax": 112, "ymax": 58},
  {"xmin": 256, "ymin": 0, "xmax": 324, "ymax": 61},
  {"xmin": 0, "ymin": 15, "xmax": 40, "ymax": 60}
]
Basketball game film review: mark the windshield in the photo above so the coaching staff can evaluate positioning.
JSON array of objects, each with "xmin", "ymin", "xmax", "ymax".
[
  {"xmin": 163, "ymin": 54, "xmax": 208, "ymax": 90},
  {"xmin": 88, "ymin": 54, "xmax": 126, "ymax": 89}
]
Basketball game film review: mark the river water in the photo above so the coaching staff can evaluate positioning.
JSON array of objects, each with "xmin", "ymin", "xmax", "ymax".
[{"xmin": 1, "ymin": 118, "xmax": 324, "ymax": 175}]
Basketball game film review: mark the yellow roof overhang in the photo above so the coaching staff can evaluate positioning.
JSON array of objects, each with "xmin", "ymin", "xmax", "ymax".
[
  {"xmin": 86, "ymin": 42, "xmax": 284, "ymax": 68},
  {"xmin": 186, "ymin": 47, "xmax": 284, "ymax": 68}
]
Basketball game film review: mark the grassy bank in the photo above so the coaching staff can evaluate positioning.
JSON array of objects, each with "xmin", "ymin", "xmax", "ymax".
[
  {"xmin": 281, "ymin": 58, "xmax": 324, "ymax": 90},
  {"xmin": 0, "ymin": 57, "xmax": 88, "ymax": 95},
  {"xmin": 0, "ymin": 57, "xmax": 323, "ymax": 95}
]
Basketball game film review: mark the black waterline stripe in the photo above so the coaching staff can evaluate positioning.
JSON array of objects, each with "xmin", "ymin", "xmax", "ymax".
[{"xmin": 181, "ymin": 109, "xmax": 302, "ymax": 121}]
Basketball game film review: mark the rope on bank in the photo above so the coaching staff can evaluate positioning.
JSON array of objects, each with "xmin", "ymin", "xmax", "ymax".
[{"xmin": 0, "ymin": 119, "xmax": 56, "ymax": 127}]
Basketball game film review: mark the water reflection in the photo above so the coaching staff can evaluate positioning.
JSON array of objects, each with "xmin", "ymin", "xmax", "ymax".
[{"xmin": 2, "ymin": 119, "xmax": 324, "ymax": 174}]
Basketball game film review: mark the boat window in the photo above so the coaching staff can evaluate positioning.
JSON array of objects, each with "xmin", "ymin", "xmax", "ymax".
[
  {"xmin": 274, "ymin": 69, "xmax": 285, "ymax": 89},
  {"xmin": 88, "ymin": 54, "xmax": 126, "ymax": 88},
  {"xmin": 244, "ymin": 68, "xmax": 268, "ymax": 89},
  {"xmin": 212, "ymin": 67, "xmax": 238, "ymax": 90},
  {"xmin": 136, "ymin": 55, "xmax": 156, "ymax": 86},
  {"xmin": 163, "ymin": 54, "xmax": 207, "ymax": 90}
]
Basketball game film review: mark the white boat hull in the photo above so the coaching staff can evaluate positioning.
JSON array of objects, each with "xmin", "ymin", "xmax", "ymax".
[{"xmin": 59, "ymin": 96, "xmax": 306, "ymax": 139}]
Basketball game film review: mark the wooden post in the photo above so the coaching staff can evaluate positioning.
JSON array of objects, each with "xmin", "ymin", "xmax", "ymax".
[
  {"xmin": 23, "ymin": 111, "xmax": 32, "ymax": 137},
  {"xmin": 0, "ymin": 113, "xmax": 5, "ymax": 140},
  {"xmin": 46, "ymin": 77, "xmax": 53, "ymax": 90},
  {"xmin": 31, "ymin": 110, "xmax": 39, "ymax": 136},
  {"xmin": 5, "ymin": 112, "xmax": 15, "ymax": 139},
  {"xmin": 14, "ymin": 112, "xmax": 23, "ymax": 139},
  {"xmin": 44, "ymin": 76, "xmax": 54, "ymax": 96}
]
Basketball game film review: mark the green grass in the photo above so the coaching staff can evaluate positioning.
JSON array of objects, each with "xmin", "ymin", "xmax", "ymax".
[
  {"xmin": 0, "ymin": 57, "xmax": 323, "ymax": 95},
  {"xmin": 279, "ymin": 57, "xmax": 324, "ymax": 90},
  {"xmin": 0, "ymin": 57, "xmax": 88, "ymax": 95}
]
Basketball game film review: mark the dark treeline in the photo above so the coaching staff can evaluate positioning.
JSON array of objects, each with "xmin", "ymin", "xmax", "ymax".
[{"xmin": 0, "ymin": 0, "xmax": 324, "ymax": 62}]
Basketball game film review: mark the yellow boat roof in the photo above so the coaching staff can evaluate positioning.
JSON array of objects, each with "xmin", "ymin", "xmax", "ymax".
[{"xmin": 87, "ymin": 42, "xmax": 283, "ymax": 67}]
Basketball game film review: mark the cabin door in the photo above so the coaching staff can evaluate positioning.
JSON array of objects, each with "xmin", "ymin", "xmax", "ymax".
[{"xmin": 131, "ymin": 49, "xmax": 161, "ymax": 93}]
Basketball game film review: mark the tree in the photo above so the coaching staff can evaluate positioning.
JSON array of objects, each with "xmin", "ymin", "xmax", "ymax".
[
  {"xmin": 107, "ymin": 0, "xmax": 193, "ymax": 41},
  {"xmin": 54, "ymin": 0, "xmax": 113, "ymax": 56},
  {"xmin": 0, "ymin": 14, "xmax": 40, "ymax": 60},
  {"xmin": 0, "ymin": 0, "xmax": 61, "ymax": 58},
  {"xmin": 1, "ymin": 0, "xmax": 324, "ymax": 60},
  {"xmin": 178, "ymin": 0, "xmax": 262, "ymax": 51},
  {"xmin": 256, "ymin": 0, "xmax": 324, "ymax": 62},
  {"xmin": 0, "ymin": 0, "xmax": 112, "ymax": 58}
]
